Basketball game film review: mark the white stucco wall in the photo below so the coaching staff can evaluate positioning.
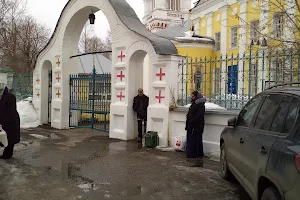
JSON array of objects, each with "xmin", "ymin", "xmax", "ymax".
[
  {"xmin": 33, "ymin": 0, "xmax": 179, "ymax": 145},
  {"xmin": 169, "ymin": 108, "xmax": 238, "ymax": 156}
]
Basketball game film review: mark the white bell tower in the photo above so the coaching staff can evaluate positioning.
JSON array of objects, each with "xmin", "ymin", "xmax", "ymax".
[{"xmin": 142, "ymin": 0, "xmax": 192, "ymax": 32}]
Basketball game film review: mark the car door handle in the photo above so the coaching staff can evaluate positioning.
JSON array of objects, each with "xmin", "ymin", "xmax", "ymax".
[
  {"xmin": 240, "ymin": 138, "xmax": 244, "ymax": 144},
  {"xmin": 260, "ymin": 147, "xmax": 267, "ymax": 155}
]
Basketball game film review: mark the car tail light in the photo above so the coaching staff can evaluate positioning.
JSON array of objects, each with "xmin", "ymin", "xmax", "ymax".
[{"xmin": 295, "ymin": 154, "xmax": 300, "ymax": 172}]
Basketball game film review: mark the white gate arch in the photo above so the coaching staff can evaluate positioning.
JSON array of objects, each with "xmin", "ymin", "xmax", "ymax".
[{"xmin": 33, "ymin": 0, "xmax": 179, "ymax": 145}]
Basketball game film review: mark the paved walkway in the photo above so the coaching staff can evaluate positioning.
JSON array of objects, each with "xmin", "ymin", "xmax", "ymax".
[{"xmin": 0, "ymin": 128, "xmax": 247, "ymax": 200}]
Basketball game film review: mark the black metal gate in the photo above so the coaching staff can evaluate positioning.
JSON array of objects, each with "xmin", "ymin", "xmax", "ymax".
[
  {"xmin": 69, "ymin": 69, "xmax": 111, "ymax": 132},
  {"xmin": 48, "ymin": 70, "xmax": 52, "ymax": 124}
]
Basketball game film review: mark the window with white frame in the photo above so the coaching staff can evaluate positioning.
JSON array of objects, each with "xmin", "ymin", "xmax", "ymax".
[
  {"xmin": 167, "ymin": 0, "xmax": 180, "ymax": 11},
  {"xmin": 273, "ymin": 13, "xmax": 283, "ymax": 37},
  {"xmin": 215, "ymin": 32, "xmax": 221, "ymax": 51},
  {"xmin": 250, "ymin": 20, "xmax": 259, "ymax": 43},
  {"xmin": 230, "ymin": 26, "xmax": 238, "ymax": 48}
]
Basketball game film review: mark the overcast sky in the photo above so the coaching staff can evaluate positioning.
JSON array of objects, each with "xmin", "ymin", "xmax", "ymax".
[{"xmin": 27, "ymin": 0, "xmax": 196, "ymax": 39}]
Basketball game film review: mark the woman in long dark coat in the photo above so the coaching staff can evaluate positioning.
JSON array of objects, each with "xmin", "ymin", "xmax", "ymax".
[
  {"xmin": 0, "ymin": 86, "xmax": 20, "ymax": 159},
  {"xmin": 185, "ymin": 91, "xmax": 206, "ymax": 167}
]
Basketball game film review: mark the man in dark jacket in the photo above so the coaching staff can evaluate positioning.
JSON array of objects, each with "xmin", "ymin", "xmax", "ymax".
[
  {"xmin": 0, "ymin": 85, "xmax": 20, "ymax": 159},
  {"xmin": 185, "ymin": 91, "xmax": 206, "ymax": 167},
  {"xmin": 133, "ymin": 88, "xmax": 149, "ymax": 141}
]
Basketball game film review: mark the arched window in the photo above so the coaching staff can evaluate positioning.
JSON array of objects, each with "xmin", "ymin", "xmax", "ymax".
[{"xmin": 167, "ymin": 0, "xmax": 180, "ymax": 11}]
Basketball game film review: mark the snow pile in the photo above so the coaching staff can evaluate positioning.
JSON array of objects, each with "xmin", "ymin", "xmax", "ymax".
[
  {"xmin": 155, "ymin": 146, "xmax": 176, "ymax": 152},
  {"xmin": 17, "ymin": 100, "xmax": 40, "ymax": 128},
  {"xmin": 184, "ymin": 102, "xmax": 226, "ymax": 110}
]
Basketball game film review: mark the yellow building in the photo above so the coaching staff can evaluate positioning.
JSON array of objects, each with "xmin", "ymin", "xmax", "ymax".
[
  {"xmin": 188, "ymin": 0, "xmax": 299, "ymax": 98},
  {"xmin": 148, "ymin": 0, "xmax": 300, "ymax": 104}
]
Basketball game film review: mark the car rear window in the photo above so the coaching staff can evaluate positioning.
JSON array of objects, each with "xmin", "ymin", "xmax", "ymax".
[
  {"xmin": 283, "ymin": 97, "xmax": 300, "ymax": 134},
  {"xmin": 270, "ymin": 96, "xmax": 292, "ymax": 133},
  {"xmin": 253, "ymin": 94, "xmax": 282, "ymax": 131}
]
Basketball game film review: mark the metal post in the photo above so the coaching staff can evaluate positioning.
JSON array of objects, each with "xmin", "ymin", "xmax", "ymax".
[
  {"xmin": 298, "ymin": 49, "xmax": 300, "ymax": 81},
  {"xmin": 225, "ymin": 54, "xmax": 228, "ymax": 108},
  {"xmin": 275, "ymin": 50, "xmax": 279, "ymax": 86},
  {"xmin": 283, "ymin": 48, "xmax": 286, "ymax": 83},
  {"xmin": 248, "ymin": 46, "xmax": 252, "ymax": 100},
  {"xmin": 91, "ymin": 57, "xmax": 96, "ymax": 129},
  {"xmin": 255, "ymin": 51, "xmax": 259, "ymax": 95},
  {"xmin": 289, "ymin": 49, "xmax": 293, "ymax": 83},
  {"xmin": 261, "ymin": 49, "xmax": 266, "ymax": 91}
]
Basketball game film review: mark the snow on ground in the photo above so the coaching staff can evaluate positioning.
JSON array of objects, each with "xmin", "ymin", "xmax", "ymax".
[
  {"xmin": 184, "ymin": 102, "xmax": 226, "ymax": 110},
  {"xmin": 29, "ymin": 134, "xmax": 49, "ymax": 139},
  {"xmin": 17, "ymin": 100, "xmax": 40, "ymax": 128}
]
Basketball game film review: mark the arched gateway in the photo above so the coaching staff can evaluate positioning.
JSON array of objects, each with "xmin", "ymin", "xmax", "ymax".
[{"xmin": 33, "ymin": 0, "xmax": 179, "ymax": 146}]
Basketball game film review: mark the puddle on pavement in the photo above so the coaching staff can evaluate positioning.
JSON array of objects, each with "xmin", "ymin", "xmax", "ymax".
[
  {"xmin": 120, "ymin": 186, "xmax": 143, "ymax": 197},
  {"xmin": 48, "ymin": 133, "xmax": 61, "ymax": 140},
  {"xmin": 109, "ymin": 141, "xmax": 143, "ymax": 151}
]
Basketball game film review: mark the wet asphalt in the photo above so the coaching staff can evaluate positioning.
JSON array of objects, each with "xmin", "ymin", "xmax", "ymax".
[{"xmin": 0, "ymin": 127, "xmax": 250, "ymax": 200}]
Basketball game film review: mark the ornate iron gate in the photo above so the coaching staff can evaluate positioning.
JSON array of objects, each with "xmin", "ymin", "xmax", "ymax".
[{"xmin": 69, "ymin": 69, "xmax": 111, "ymax": 132}]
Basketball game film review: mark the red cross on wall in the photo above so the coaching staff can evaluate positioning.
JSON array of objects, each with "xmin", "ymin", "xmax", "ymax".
[
  {"xmin": 117, "ymin": 91, "xmax": 125, "ymax": 101},
  {"xmin": 56, "ymin": 90, "xmax": 61, "ymax": 98},
  {"xmin": 56, "ymin": 74, "xmax": 61, "ymax": 82},
  {"xmin": 155, "ymin": 90, "xmax": 165, "ymax": 104},
  {"xmin": 56, "ymin": 58, "xmax": 61, "ymax": 67},
  {"xmin": 117, "ymin": 71, "xmax": 125, "ymax": 81},
  {"xmin": 156, "ymin": 68, "xmax": 166, "ymax": 81},
  {"xmin": 36, "ymin": 92, "xmax": 40, "ymax": 98},
  {"xmin": 118, "ymin": 51, "xmax": 125, "ymax": 62}
]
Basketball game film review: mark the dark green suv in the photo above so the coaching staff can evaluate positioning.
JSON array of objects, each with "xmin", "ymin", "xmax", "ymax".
[{"xmin": 220, "ymin": 83, "xmax": 300, "ymax": 200}]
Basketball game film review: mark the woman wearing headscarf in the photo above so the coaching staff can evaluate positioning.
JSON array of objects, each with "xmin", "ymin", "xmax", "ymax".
[
  {"xmin": 0, "ymin": 84, "xmax": 20, "ymax": 159},
  {"xmin": 185, "ymin": 91, "xmax": 206, "ymax": 167}
]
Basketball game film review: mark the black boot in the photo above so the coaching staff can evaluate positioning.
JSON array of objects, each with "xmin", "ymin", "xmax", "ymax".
[
  {"xmin": 1, "ymin": 144, "xmax": 14, "ymax": 159},
  {"xmin": 0, "ymin": 155, "xmax": 12, "ymax": 159},
  {"xmin": 190, "ymin": 157, "xmax": 203, "ymax": 167}
]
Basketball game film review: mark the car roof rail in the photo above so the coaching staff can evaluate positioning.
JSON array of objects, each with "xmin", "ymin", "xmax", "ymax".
[{"xmin": 266, "ymin": 82, "xmax": 300, "ymax": 90}]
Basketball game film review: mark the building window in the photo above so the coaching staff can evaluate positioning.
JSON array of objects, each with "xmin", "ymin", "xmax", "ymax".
[
  {"xmin": 273, "ymin": 13, "xmax": 283, "ymax": 37},
  {"xmin": 215, "ymin": 32, "xmax": 221, "ymax": 51},
  {"xmin": 250, "ymin": 20, "xmax": 259, "ymax": 43},
  {"xmin": 168, "ymin": 0, "xmax": 179, "ymax": 11},
  {"xmin": 230, "ymin": 26, "xmax": 238, "ymax": 48},
  {"xmin": 152, "ymin": 0, "xmax": 155, "ymax": 10}
]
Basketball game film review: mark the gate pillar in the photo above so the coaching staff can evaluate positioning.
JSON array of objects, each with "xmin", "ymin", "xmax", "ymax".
[{"xmin": 146, "ymin": 55, "xmax": 180, "ymax": 147}]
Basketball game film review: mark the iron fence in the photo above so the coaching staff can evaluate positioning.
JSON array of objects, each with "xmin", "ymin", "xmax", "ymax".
[
  {"xmin": 11, "ymin": 73, "xmax": 33, "ymax": 101},
  {"xmin": 69, "ymin": 68, "xmax": 111, "ymax": 132},
  {"xmin": 178, "ymin": 48, "xmax": 300, "ymax": 110}
]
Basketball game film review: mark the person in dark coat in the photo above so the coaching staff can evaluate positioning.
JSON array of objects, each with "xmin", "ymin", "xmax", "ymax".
[
  {"xmin": 185, "ymin": 91, "xmax": 206, "ymax": 167},
  {"xmin": 133, "ymin": 88, "xmax": 149, "ymax": 142},
  {"xmin": 0, "ymin": 85, "xmax": 20, "ymax": 159}
]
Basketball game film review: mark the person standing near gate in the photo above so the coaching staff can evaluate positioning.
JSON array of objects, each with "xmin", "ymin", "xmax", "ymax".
[
  {"xmin": 133, "ymin": 88, "xmax": 149, "ymax": 142},
  {"xmin": 0, "ymin": 84, "xmax": 20, "ymax": 159},
  {"xmin": 185, "ymin": 90, "xmax": 206, "ymax": 167}
]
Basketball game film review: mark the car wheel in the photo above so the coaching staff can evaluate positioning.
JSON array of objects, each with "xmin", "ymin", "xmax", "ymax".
[
  {"xmin": 261, "ymin": 187, "xmax": 281, "ymax": 200},
  {"xmin": 220, "ymin": 142, "xmax": 232, "ymax": 180}
]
